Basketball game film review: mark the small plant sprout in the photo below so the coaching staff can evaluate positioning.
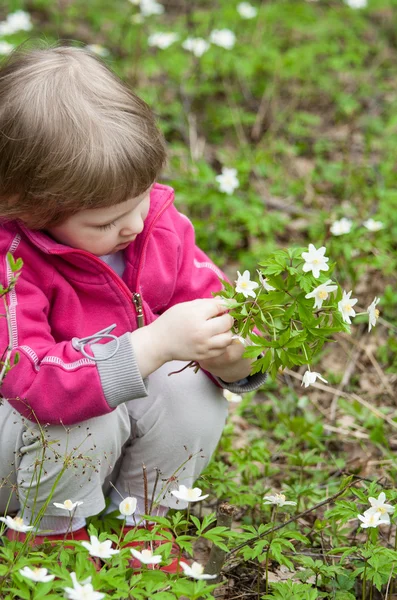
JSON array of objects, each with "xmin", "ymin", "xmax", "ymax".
[
  {"xmin": 301, "ymin": 370, "xmax": 328, "ymax": 388},
  {"xmin": 171, "ymin": 484, "xmax": 209, "ymax": 502},
  {"xmin": 81, "ymin": 535, "xmax": 120, "ymax": 559},
  {"xmin": 263, "ymin": 493, "xmax": 297, "ymax": 507},
  {"xmin": 358, "ymin": 512, "xmax": 389, "ymax": 528},
  {"xmin": 19, "ymin": 567, "xmax": 55, "ymax": 583},
  {"xmin": 119, "ymin": 496, "xmax": 137, "ymax": 516},
  {"xmin": 305, "ymin": 280, "xmax": 338, "ymax": 309},
  {"xmin": 130, "ymin": 548, "xmax": 162, "ymax": 565},
  {"xmin": 53, "ymin": 499, "xmax": 84, "ymax": 512},
  {"xmin": 0, "ymin": 515, "xmax": 34, "ymax": 532},
  {"xmin": 182, "ymin": 37, "xmax": 210, "ymax": 57},
  {"xmin": 235, "ymin": 270, "xmax": 258, "ymax": 298},
  {"xmin": 302, "ymin": 244, "xmax": 330, "ymax": 278},
  {"xmin": 237, "ymin": 2, "xmax": 258, "ymax": 18},
  {"xmin": 363, "ymin": 218, "xmax": 384, "ymax": 231},
  {"xmin": 330, "ymin": 217, "xmax": 353, "ymax": 236},
  {"xmin": 257, "ymin": 271, "xmax": 276, "ymax": 291},
  {"xmin": 223, "ymin": 389, "xmax": 243, "ymax": 403},
  {"xmin": 148, "ymin": 32, "xmax": 178, "ymax": 49},
  {"xmin": 215, "ymin": 167, "xmax": 240, "ymax": 194},
  {"xmin": 338, "ymin": 290, "xmax": 358, "ymax": 324},
  {"xmin": 209, "ymin": 29, "xmax": 236, "ymax": 49},
  {"xmin": 179, "ymin": 560, "xmax": 217, "ymax": 580},
  {"xmin": 367, "ymin": 297, "xmax": 380, "ymax": 332},
  {"xmin": 364, "ymin": 492, "xmax": 394, "ymax": 524},
  {"xmin": 64, "ymin": 572, "xmax": 105, "ymax": 600}
]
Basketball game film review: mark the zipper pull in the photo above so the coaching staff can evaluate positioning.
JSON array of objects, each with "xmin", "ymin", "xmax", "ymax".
[{"xmin": 132, "ymin": 292, "xmax": 145, "ymax": 328}]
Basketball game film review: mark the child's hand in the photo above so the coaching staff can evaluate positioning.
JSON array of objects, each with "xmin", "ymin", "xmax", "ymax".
[
  {"xmin": 153, "ymin": 298, "xmax": 234, "ymax": 362},
  {"xmin": 130, "ymin": 298, "xmax": 235, "ymax": 378},
  {"xmin": 198, "ymin": 338, "xmax": 253, "ymax": 382}
]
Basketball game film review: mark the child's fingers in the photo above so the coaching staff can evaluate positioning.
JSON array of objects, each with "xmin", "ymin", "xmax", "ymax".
[
  {"xmin": 206, "ymin": 312, "xmax": 234, "ymax": 336},
  {"xmin": 208, "ymin": 331, "xmax": 234, "ymax": 351},
  {"xmin": 200, "ymin": 298, "xmax": 231, "ymax": 319}
]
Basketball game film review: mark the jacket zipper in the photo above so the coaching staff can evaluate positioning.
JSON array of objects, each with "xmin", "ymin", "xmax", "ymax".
[{"xmin": 132, "ymin": 293, "xmax": 144, "ymax": 328}]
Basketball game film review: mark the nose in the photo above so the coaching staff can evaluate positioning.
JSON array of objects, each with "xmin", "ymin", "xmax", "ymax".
[{"xmin": 120, "ymin": 215, "xmax": 144, "ymax": 237}]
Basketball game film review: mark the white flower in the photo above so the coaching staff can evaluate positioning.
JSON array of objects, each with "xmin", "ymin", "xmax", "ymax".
[
  {"xmin": 344, "ymin": 0, "xmax": 367, "ymax": 8},
  {"xmin": 0, "ymin": 42, "xmax": 14, "ymax": 55},
  {"xmin": 235, "ymin": 270, "xmax": 259, "ymax": 299},
  {"xmin": 215, "ymin": 167, "xmax": 239, "ymax": 194},
  {"xmin": 119, "ymin": 496, "xmax": 137, "ymax": 516},
  {"xmin": 258, "ymin": 271, "xmax": 276, "ymax": 292},
  {"xmin": 139, "ymin": 0, "xmax": 164, "ymax": 16},
  {"xmin": 209, "ymin": 29, "xmax": 236, "ymax": 49},
  {"xmin": 364, "ymin": 492, "xmax": 394, "ymax": 525},
  {"xmin": 305, "ymin": 280, "xmax": 338, "ymax": 309},
  {"xmin": 358, "ymin": 511, "xmax": 389, "ymax": 529},
  {"xmin": 0, "ymin": 11, "xmax": 32, "ymax": 35},
  {"xmin": 179, "ymin": 560, "xmax": 217, "ymax": 580},
  {"xmin": 64, "ymin": 572, "xmax": 105, "ymax": 600},
  {"xmin": 0, "ymin": 515, "xmax": 34, "ymax": 532},
  {"xmin": 182, "ymin": 37, "xmax": 210, "ymax": 57},
  {"xmin": 363, "ymin": 218, "xmax": 384, "ymax": 232},
  {"xmin": 81, "ymin": 535, "xmax": 120, "ymax": 559},
  {"xmin": 301, "ymin": 370, "xmax": 328, "ymax": 388},
  {"xmin": 338, "ymin": 290, "xmax": 358, "ymax": 324},
  {"xmin": 85, "ymin": 44, "xmax": 109, "ymax": 57},
  {"xmin": 367, "ymin": 297, "xmax": 380, "ymax": 332},
  {"xmin": 301, "ymin": 244, "xmax": 329, "ymax": 279},
  {"xmin": 330, "ymin": 218, "xmax": 353, "ymax": 236},
  {"xmin": 237, "ymin": 2, "xmax": 258, "ymax": 18},
  {"xmin": 130, "ymin": 548, "xmax": 162, "ymax": 564},
  {"xmin": 170, "ymin": 484, "xmax": 209, "ymax": 503},
  {"xmin": 263, "ymin": 493, "xmax": 297, "ymax": 507},
  {"xmin": 19, "ymin": 566, "xmax": 55, "ymax": 583},
  {"xmin": 53, "ymin": 499, "xmax": 84, "ymax": 512},
  {"xmin": 148, "ymin": 32, "xmax": 178, "ymax": 49},
  {"xmin": 223, "ymin": 389, "xmax": 243, "ymax": 403}
]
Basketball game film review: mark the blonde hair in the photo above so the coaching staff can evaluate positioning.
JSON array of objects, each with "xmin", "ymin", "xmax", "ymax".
[{"xmin": 0, "ymin": 44, "xmax": 167, "ymax": 229}]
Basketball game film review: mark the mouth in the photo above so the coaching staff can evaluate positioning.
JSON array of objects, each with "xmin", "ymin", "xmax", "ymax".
[{"xmin": 115, "ymin": 239, "xmax": 135, "ymax": 249}]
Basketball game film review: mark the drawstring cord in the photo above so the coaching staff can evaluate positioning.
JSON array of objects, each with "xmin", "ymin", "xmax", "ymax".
[{"xmin": 72, "ymin": 324, "xmax": 120, "ymax": 361}]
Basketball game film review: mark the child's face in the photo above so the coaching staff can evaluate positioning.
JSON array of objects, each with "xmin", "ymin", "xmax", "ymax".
[{"xmin": 46, "ymin": 187, "xmax": 152, "ymax": 256}]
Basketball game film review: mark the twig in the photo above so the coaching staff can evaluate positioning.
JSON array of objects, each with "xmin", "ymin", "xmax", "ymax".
[{"xmin": 227, "ymin": 479, "xmax": 357, "ymax": 556}]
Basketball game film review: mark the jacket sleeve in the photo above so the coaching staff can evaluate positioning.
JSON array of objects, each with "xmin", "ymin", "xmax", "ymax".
[
  {"xmin": 0, "ymin": 273, "xmax": 147, "ymax": 425},
  {"xmin": 164, "ymin": 207, "xmax": 267, "ymax": 392}
]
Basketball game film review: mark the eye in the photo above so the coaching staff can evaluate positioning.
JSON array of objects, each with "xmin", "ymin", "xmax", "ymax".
[{"xmin": 97, "ymin": 220, "xmax": 117, "ymax": 231}]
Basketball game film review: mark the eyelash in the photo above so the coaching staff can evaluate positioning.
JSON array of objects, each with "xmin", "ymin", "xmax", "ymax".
[{"xmin": 98, "ymin": 221, "xmax": 117, "ymax": 231}]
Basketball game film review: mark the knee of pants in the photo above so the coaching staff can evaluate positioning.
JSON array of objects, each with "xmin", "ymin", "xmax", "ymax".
[{"xmin": 132, "ymin": 365, "xmax": 229, "ymax": 452}]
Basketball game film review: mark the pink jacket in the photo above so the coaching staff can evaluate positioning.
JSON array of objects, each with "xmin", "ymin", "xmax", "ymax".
[{"xmin": 0, "ymin": 184, "xmax": 231, "ymax": 425}]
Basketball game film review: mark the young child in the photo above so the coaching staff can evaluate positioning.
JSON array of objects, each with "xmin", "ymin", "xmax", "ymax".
[{"xmin": 0, "ymin": 45, "xmax": 265, "ymax": 546}]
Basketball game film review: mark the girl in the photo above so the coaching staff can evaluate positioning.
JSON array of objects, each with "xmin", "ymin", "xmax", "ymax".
[{"xmin": 0, "ymin": 45, "xmax": 265, "ymax": 547}]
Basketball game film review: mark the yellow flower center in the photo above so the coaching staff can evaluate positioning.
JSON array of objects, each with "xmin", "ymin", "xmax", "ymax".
[
  {"xmin": 276, "ymin": 493, "xmax": 285, "ymax": 503},
  {"xmin": 312, "ymin": 259, "xmax": 319, "ymax": 264},
  {"xmin": 318, "ymin": 290, "xmax": 328, "ymax": 299},
  {"xmin": 14, "ymin": 517, "xmax": 24, "ymax": 526},
  {"xmin": 375, "ymin": 309, "xmax": 380, "ymax": 318},
  {"xmin": 378, "ymin": 506, "xmax": 386, "ymax": 514},
  {"xmin": 141, "ymin": 549, "xmax": 153, "ymax": 559},
  {"xmin": 187, "ymin": 488, "xmax": 196, "ymax": 499},
  {"xmin": 64, "ymin": 500, "xmax": 73, "ymax": 510},
  {"xmin": 344, "ymin": 303, "xmax": 351, "ymax": 311},
  {"xmin": 240, "ymin": 281, "xmax": 248, "ymax": 288}
]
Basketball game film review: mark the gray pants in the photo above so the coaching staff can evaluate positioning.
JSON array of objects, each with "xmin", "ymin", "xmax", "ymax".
[{"xmin": 0, "ymin": 361, "xmax": 227, "ymax": 521}]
